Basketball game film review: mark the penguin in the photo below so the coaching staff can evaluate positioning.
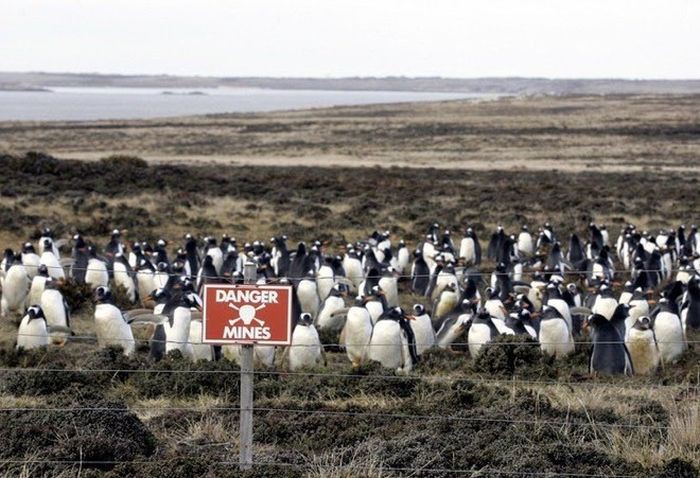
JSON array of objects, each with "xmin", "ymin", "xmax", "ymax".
[
  {"xmin": 297, "ymin": 270, "xmax": 321, "ymax": 318},
  {"xmin": 618, "ymin": 281, "xmax": 634, "ymax": 305},
  {"xmin": 410, "ymin": 248, "xmax": 431, "ymax": 296},
  {"xmin": 517, "ymin": 225, "xmax": 534, "ymax": 257},
  {"xmin": 187, "ymin": 318, "xmax": 221, "ymax": 362},
  {"xmin": 467, "ymin": 309, "xmax": 499, "ymax": 357},
  {"xmin": 27, "ymin": 264, "xmax": 50, "ymax": 310},
  {"xmin": 16, "ymin": 305, "xmax": 49, "ymax": 350},
  {"xmin": 342, "ymin": 247, "xmax": 364, "ymax": 291},
  {"xmin": 484, "ymin": 287, "xmax": 507, "ymax": 321},
  {"xmin": 591, "ymin": 284, "xmax": 618, "ymax": 320},
  {"xmin": 20, "ymin": 242, "xmax": 41, "ymax": 279},
  {"xmin": 681, "ymin": 275, "xmax": 700, "ymax": 331},
  {"xmin": 367, "ymin": 307, "xmax": 418, "ymax": 373},
  {"xmin": 626, "ymin": 288, "xmax": 650, "ymax": 336},
  {"xmin": 378, "ymin": 267, "xmax": 399, "ymax": 308},
  {"xmin": 364, "ymin": 286, "xmax": 389, "ymax": 325},
  {"xmin": 70, "ymin": 234, "xmax": 89, "ymax": 284},
  {"xmin": 112, "ymin": 253, "xmax": 138, "ymax": 303},
  {"xmin": 135, "ymin": 258, "xmax": 156, "ymax": 307},
  {"xmin": 505, "ymin": 309, "xmax": 538, "ymax": 339},
  {"xmin": 270, "ymin": 235, "xmax": 290, "ymax": 278},
  {"xmin": 395, "ymin": 240, "xmax": 410, "ymax": 275},
  {"xmin": 436, "ymin": 299, "xmax": 473, "ymax": 349},
  {"xmin": 288, "ymin": 242, "xmax": 313, "ymax": 284},
  {"xmin": 431, "ymin": 282, "xmax": 459, "ymax": 327},
  {"xmin": 538, "ymin": 306, "xmax": 574, "ymax": 358},
  {"xmin": 162, "ymin": 290, "xmax": 202, "ymax": 356},
  {"xmin": 651, "ymin": 298, "xmax": 688, "ymax": 364},
  {"xmin": 544, "ymin": 283, "xmax": 573, "ymax": 332},
  {"xmin": 153, "ymin": 262, "xmax": 171, "ymax": 290},
  {"xmin": 84, "ymin": 245, "xmax": 109, "ymax": 290},
  {"xmin": 410, "ymin": 304, "xmax": 436, "ymax": 354},
  {"xmin": 316, "ymin": 257, "xmax": 336, "ymax": 301},
  {"xmin": 1, "ymin": 251, "xmax": 30, "ymax": 317},
  {"xmin": 39, "ymin": 239, "xmax": 65, "ymax": 280},
  {"xmin": 93, "ymin": 286, "xmax": 135, "ymax": 355},
  {"xmin": 40, "ymin": 279, "xmax": 71, "ymax": 345},
  {"xmin": 315, "ymin": 285, "xmax": 346, "ymax": 334},
  {"xmin": 288, "ymin": 313, "xmax": 324, "ymax": 371},
  {"xmin": 587, "ymin": 313, "xmax": 633, "ymax": 376},
  {"xmin": 203, "ymin": 237, "xmax": 223, "ymax": 275},
  {"xmin": 38, "ymin": 228, "xmax": 60, "ymax": 257},
  {"xmin": 183, "ymin": 233, "xmax": 200, "ymax": 279},
  {"xmin": 625, "ymin": 316, "xmax": 660, "ymax": 375},
  {"xmin": 196, "ymin": 255, "xmax": 221, "ymax": 295},
  {"xmin": 342, "ymin": 297, "xmax": 373, "ymax": 368}
]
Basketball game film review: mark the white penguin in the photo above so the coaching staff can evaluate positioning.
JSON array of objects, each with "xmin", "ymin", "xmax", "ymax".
[
  {"xmin": 467, "ymin": 310, "xmax": 498, "ymax": 357},
  {"xmin": 39, "ymin": 239, "xmax": 65, "ymax": 280},
  {"xmin": 396, "ymin": 240, "xmax": 410, "ymax": 275},
  {"xmin": 40, "ymin": 280, "xmax": 71, "ymax": 345},
  {"xmin": 459, "ymin": 228, "xmax": 477, "ymax": 266},
  {"xmin": 342, "ymin": 248, "xmax": 364, "ymax": 292},
  {"xmin": 84, "ymin": 246, "xmax": 109, "ymax": 290},
  {"xmin": 365, "ymin": 286, "xmax": 389, "ymax": 325},
  {"xmin": 163, "ymin": 291, "xmax": 201, "ymax": 356},
  {"xmin": 288, "ymin": 313, "xmax": 323, "ymax": 371},
  {"xmin": 1, "ymin": 251, "xmax": 30, "ymax": 317},
  {"xmin": 652, "ymin": 299, "xmax": 688, "ymax": 364},
  {"xmin": 538, "ymin": 306, "xmax": 574, "ymax": 358},
  {"xmin": 517, "ymin": 226, "xmax": 534, "ymax": 256},
  {"xmin": 16, "ymin": 306, "xmax": 49, "ymax": 350},
  {"xmin": 316, "ymin": 260, "xmax": 336, "ymax": 301},
  {"xmin": 367, "ymin": 307, "xmax": 418, "ymax": 374},
  {"xmin": 297, "ymin": 272, "xmax": 320, "ymax": 318},
  {"xmin": 93, "ymin": 286, "xmax": 135, "ymax": 355},
  {"xmin": 112, "ymin": 253, "xmax": 137, "ymax": 303},
  {"xmin": 27, "ymin": 264, "xmax": 50, "ymax": 310},
  {"xmin": 625, "ymin": 316, "xmax": 660, "ymax": 375},
  {"xmin": 21, "ymin": 243, "xmax": 41, "ymax": 279},
  {"xmin": 591, "ymin": 285, "xmax": 618, "ymax": 320},
  {"xmin": 342, "ymin": 298, "xmax": 373, "ymax": 367},
  {"xmin": 315, "ymin": 285, "xmax": 346, "ymax": 333},
  {"xmin": 410, "ymin": 304, "xmax": 436, "ymax": 355},
  {"xmin": 378, "ymin": 268, "xmax": 399, "ymax": 308}
]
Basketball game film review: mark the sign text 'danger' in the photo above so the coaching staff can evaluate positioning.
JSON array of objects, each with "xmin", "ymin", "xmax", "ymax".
[{"xmin": 202, "ymin": 285, "xmax": 292, "ymax": 346}]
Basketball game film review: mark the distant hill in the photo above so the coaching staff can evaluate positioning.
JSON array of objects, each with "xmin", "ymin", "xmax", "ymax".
[{"xmin": 2, "ymin": 71, "xmax": 700, "ymax": 94}]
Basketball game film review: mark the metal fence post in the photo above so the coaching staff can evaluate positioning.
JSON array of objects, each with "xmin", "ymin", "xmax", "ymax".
[{"xmin": 239, "ymin": 261, "xmax": 257, "ymax": 470}]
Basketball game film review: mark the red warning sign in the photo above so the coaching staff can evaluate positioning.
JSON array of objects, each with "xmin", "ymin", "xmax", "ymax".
[{"xmin": 202, "ymin": 284, "xmax": 293, "ymax": 345}]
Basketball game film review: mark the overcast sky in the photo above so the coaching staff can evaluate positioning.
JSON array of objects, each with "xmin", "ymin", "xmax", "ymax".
[{"xmin": 1, "ymin": 0, "xmax": 698, "ymax": 79}]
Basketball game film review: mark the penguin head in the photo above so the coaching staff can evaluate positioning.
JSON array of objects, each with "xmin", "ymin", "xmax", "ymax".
[
  {"xmin": 37, "ymin": 264, "xmax": 49, "ymax": 277},
  {"xmin": 21, "ymin": 242, "xmax": 35, "ymax": 254},
  {"xmin": 521, "ymin": 225, "xmax": 529, "ymax": 232},
  {"xmin": 412, "ymin": 304, "xmax": 426, "ymax": 316},
  {"xmin": 111, "ymin": 229, "xmax": 121, "ymax": 239},
  {"xmin": 27, "ymin": 305, "xmax": 45, "ymax": 321},
  {"xmin": 157, "ymin": 262, "xmax": 169, "ymax": 272},
  {"xmin": 635, "ymin": 316, "xmax": 652, "ymax": 330},
  {"xmin": 184, "ymin": 291, "xmax": 203, "ymax": 310},
  {"xmin": 94, "ymin": 286, "xmax": 112, "ymax": 304},
  {"xmin": 87, "ymin": 245, "xmax": 98, "ymax": 258},
  {"xmin": 43, "ymin": 238, "xmax": 53, "ymax": 250},
  {"xmin": 298, "ymin": 313, "xmax": 313, "ymax": 326},
  {"xmin": 157, "ymin": 239, "xmax": 167, "ymax": 249},
  {"xmin": 566, "ymin": 283, "xmax": 578, "ymax": 294}
]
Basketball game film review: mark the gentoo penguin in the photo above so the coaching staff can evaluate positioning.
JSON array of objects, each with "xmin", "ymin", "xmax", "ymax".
[
  {"xmin": 288, "ymin": 313, "xmax": 323, "ymax": 371},
  {"xmin": 317, "ymin": 257, "xmax": 336, "ymax": 301},
  {"xmin": 395, "ymin": 240, "xmax": 410, "ymax": 275},
  {"xmin": 651, "ymin": 298, "xmax": 688, "ymax": 364},
  {"xmin": 433, "ymin": 263, "xmax": 459, "ymax": 300},
  {"xmin": 410, "ymin": 304, "xmax": 436, "ymax": 354},
  {"xmin": 484, "ymin": 287, "xmax": 507, "ymax": 321},
  {"xmin": 410, "ymin": 249, "xmax": 431, "ymax": 295},
  {"xmin": 364, "ymin": 286, "xmax": 389, "ymax": 325},
  {"xmin": 270, "ymin": 235, "xmax": 289, "ymax": 277},
  {"xmin": 39, "ymin": 239, "xmax": 65, "ymax": 280},
  {"xmin": 204, "ymin": 237, "xmax": 223, "ymax": 275},
  {"xmin": 505, "ymin": 309, "xmax": 538, "ymax": 339},
  {"xmin": 436, "ymin": 299, "xmax": 473, "ymax": 349},
  {"xmin": 538, "ymin": 306, "xmax": 574, "ymax": 358},
  {"xmin": 517, "ymin": 225, "xmax": 534, "ymax": 257},
  {"xmin": 1, "ymin": 251, "xmax": 29, "ymax": 317},
  {"xmin": 378, "ymin": 267, "xmax": 399, "ymax": 308},
  {"xmin": 591, "ymin": 284, "xmax": 618, "ymax": 320},
  {"xmin": 84, "ymin": 246, "xmax": 109, "ymax": 290},
  {"xmin": 38, "ymin": 228, "xmax": 60, "ymax": 257},
  {"xmin": 467, "ymin": 309, "xmax": 499, "ymax": 357},
  {"xmin": 618, "ymin": 281, "xmax": 635, "ymax": 305},
  {"xmin": 431, "ymin": 282, "xmax": 459, "ymax": 327},
  {"xmin": 342, "ymin": 247, "xmax": 364, "ymax": 292},
  {"xmin": 161, "ymin": 289, "xmax": 202, "ymax": 357},
  {"xmin": 342, "ymin": 297, "xmax": 373, "ymax": 368},
  {"xmin": 196, "ymin": 255, "xmax": 220, "ymax": 295},
  {"xmin": 367, "ymin": 307, "xmax": 418, "ymax": 373},
  {"xmin": 288, "ymin": 242, "xmax": 314, "ymax": 284},
  {"xmin": 681, "ymin": 276, "xmax": 700, "ymax": 331},
  {"xmin": 113, "ymin": 253, "xmax": 138, "ymax": 303},
  {"xmin": 184, "ymin": 234, "xmax": 200, "ymax": 279},
  {"xmin": 315, "ymin": 285, "xmax": 346, "ymax": 334},
  {"xmin": 587, "ymin": 313, "xmax": 633, "ymax": 376},
  {"xmin": 27, "ymin": 264, "xmax": 50, "ymax": 309},
  {"xmin": 135, "ymin": 259, "xmax": 156, "ymax": 306},
  {"xmin": 40, "ymin": 279, "xmax": 71, "ymax": 345},
  {"xmin": 16, "ymin": 305, "xmax": 49, "ymax": 350},
  {"xmin": 297, "ymin": 271, "xmax": 321, "ymax": 318},
  {"xmin": 187, "ymin": 318, "xmax": 221, "ymax": 362},
  {"xmin": 20, "ymin": 242, "xmax": 41, "ymax": 279},
  {"xmin": 544, "ymin": 283, "xmax": 573, "ymax": 332},
  {"xmin": 93, "ymin": 286, "xmax": 135, "ymax": 355},
  {"xmin": 70, "ymin": 234, "xmax": 89, "ymax": 284},
  {"xmin": 626, "ymin": 288, "xmax": 650, "ymax": 336},
  {"xmin": 625, "ymin": 316, "xmax": 660, "ymax": 375}
]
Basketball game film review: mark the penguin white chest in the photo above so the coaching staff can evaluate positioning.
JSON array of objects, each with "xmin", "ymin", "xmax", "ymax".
[
  {"xmin": 94, "ymin": 303, "xmax": 135, "ymax": 355},
  {"xmin": 165, "ymin": 307, "xmax": 192, "ymax": 353},
  {"xmin": 368, "ymin": 320, "xmax": 406, "ymax": 370},
  {"xmin": 16, "ymin": 316, "xmax": 49, "ymax": 350},
  {"xmin": 410, "ymin": 314, "xmax": 435, "ymax": 355},
  {"xmin": 85, "ymin": 259, "xmax": 108, "ymax": 289},
  {"xmin": 625, "ymin": 328, "xmax": 659, "ymax": 375},
  {"xmin": 539, "ymin": 319, "xmax": 574, "ymax": 358},
  {"xmin": 378, "ymin": 276, "xmax": 398, "ymax": 307},
  {"xmin": 40, "ymin": 290, "xmax": 67, "ymax": 328},
  {"xmin": 343, "ymin": 307, "xmax": 373, "ymax": 365},
  {"xmin": 653, "ymin": 312, "xmax": 687, "ymax": 364},
  {"xmin": 316, "ymin": 296, "xmax": 346, "ymax": 332},
  {"xmin": 289, "ymin": 325, "xmax": 322, "ymax": 371},
  {"xmin": 297, "ymin": 280, "xmax": 320, "ymax": 317},
  {"xmin": 467, "ymin": 323, "xmax": 493, "ymax": 357}
]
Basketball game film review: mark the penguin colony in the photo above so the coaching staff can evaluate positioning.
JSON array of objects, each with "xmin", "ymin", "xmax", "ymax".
[{"xmin": 1, "ymin": 223, "xmax": 698, "ymax": 376}]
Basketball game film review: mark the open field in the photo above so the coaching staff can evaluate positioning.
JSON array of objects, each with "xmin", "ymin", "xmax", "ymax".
[{"xmin": 0, "ymin": 95, "xmax": 699, "ymax": 477}]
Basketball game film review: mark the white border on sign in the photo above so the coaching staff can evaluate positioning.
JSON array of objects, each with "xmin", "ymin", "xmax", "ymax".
[{"xmin": 201, "ymin": 284, "xmax": 293, "ymax": 346}]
